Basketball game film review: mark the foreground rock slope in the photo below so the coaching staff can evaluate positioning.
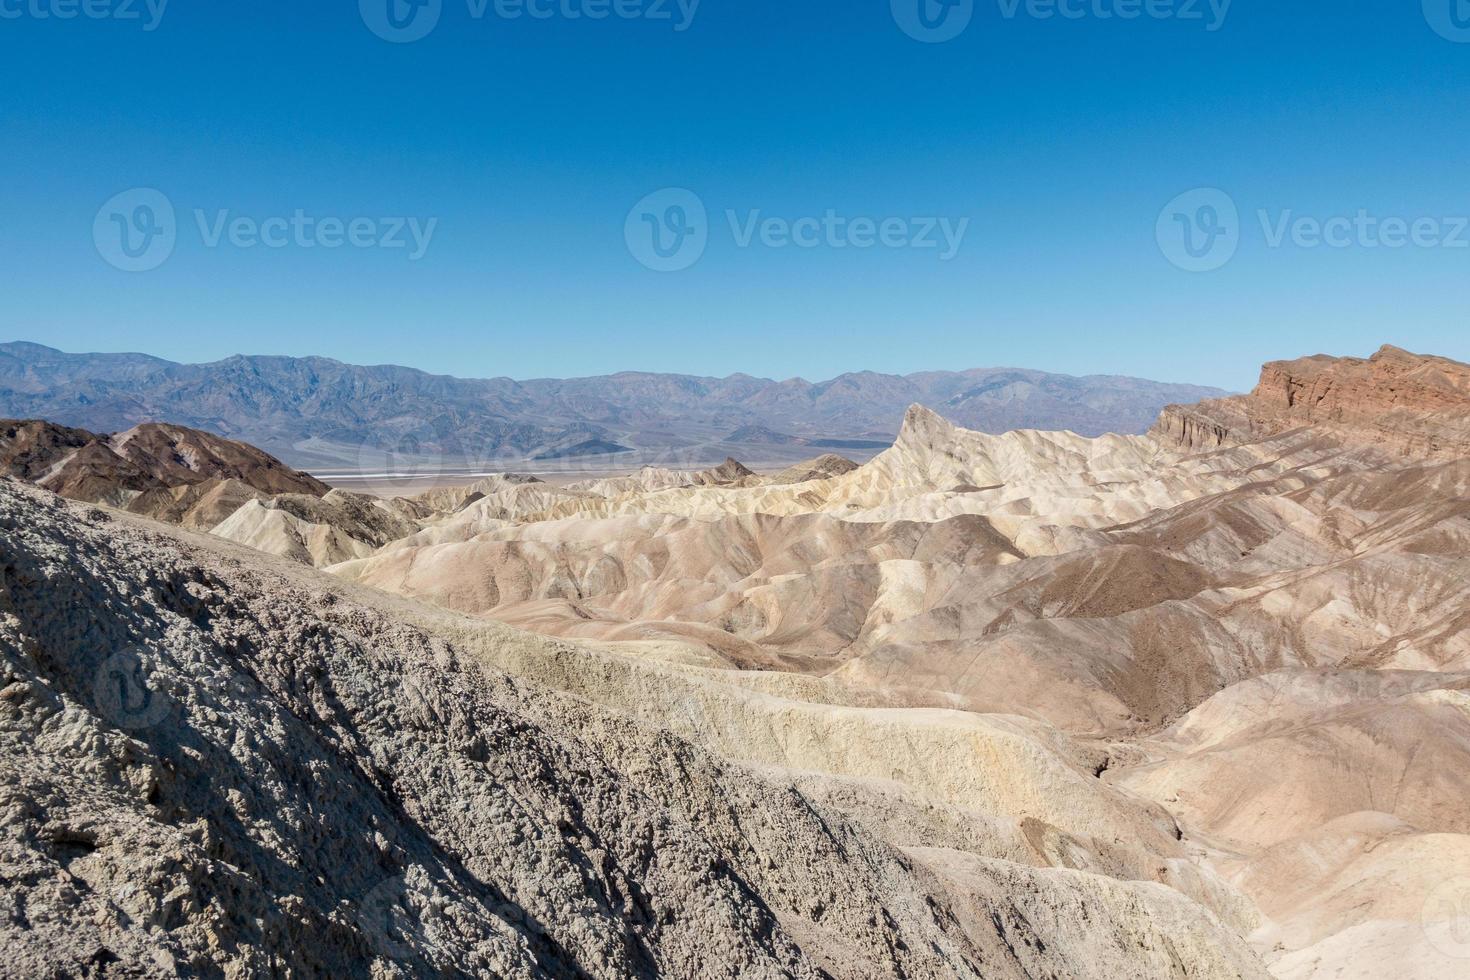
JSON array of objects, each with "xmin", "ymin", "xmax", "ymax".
[{"xmin": 0, "ymin": 480, "xmax": 1269, "ymax": 979}]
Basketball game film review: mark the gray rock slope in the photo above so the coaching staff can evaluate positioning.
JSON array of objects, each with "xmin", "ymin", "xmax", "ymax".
[{"xmin": 0, "ymin": 480, "xmax": 1266, "ymax": 979}]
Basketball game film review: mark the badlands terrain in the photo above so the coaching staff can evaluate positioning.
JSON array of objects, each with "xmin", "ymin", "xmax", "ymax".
[{"xmin": 2, "ymin": 343, "xmax": 1468, "ymax": 978}]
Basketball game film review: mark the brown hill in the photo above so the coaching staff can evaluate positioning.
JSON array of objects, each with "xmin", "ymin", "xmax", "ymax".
[{"xmin": 0, "ymin": 418, "xmax": 328, "ymax": 505}]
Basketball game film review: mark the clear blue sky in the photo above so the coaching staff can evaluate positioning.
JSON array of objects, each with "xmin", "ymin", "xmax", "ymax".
[{"xmin": 2, "ymin": 1, "xmax": 1468, "ymax": 391}]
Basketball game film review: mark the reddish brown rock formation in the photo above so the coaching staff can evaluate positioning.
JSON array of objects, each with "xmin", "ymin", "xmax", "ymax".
[
  {"xmin": 1154, "ymin": 345, "xmax": 1470, "ymax": 458},
  {"xmin": 0, "ymin": 418, "xmax": 328, "ymax": 505}
]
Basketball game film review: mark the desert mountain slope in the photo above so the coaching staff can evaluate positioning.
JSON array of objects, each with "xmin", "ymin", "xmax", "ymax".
[
  {"xmin": 0, "ymin": 480, "xmax": 1270, "ymax": 979},
  {"xmin": 0, "ymin": 341, "xmax": 1228, "ymax": 467},
  {"xmin": 0, "ymin": 418, "xmax": 328, "ymax": 503}
]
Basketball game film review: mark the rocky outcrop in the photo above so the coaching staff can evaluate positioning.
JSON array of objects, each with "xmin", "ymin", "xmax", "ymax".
[
  {"xmin": 696, "ymin": 457, "xmax": 757, "ymax": 486},
  {"xmin": 0, "ymin": 419, "xmax": 96, "ymax": 481},
  {"xmin": 769, "ymin": 454, "xmax": 860, "ymax": 485},
  {"xmin": 1150, "ymin": 403, "xmax": 1244, "ymax": 453},
  {"xmin": 0, "ymin": 418, "xmax": 328, "ymax": 506},
  {"xmin": 1153, "ymin": 345, "xmax": 1470, "ymax": 458},
  {"xmin": 107, "ymin": 422, "xmax": 330, "ymax": 496}
]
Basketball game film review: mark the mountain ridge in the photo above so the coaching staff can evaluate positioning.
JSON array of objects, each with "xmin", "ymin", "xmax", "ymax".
[{"xmin": 0, "ymin": 342, "xmax": 1229, "ymax": 469}]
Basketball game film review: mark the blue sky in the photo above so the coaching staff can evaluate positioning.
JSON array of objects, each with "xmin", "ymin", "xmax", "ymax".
[{"xmin": 2, "ymin": 1, "xmax": 1469, "ymax": 391}]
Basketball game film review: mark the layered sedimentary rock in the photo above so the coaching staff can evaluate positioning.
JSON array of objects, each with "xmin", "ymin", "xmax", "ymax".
[{"xmin": 1155, "ymin": 345, "xmax": 1470, "ymax": 458}]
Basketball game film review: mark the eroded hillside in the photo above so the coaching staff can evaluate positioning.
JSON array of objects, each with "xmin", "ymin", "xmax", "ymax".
[
  {"xmin": 0, "ymin": 482, "xmax": 1267, "ymax": 979},
  {"xmin": 3, "ymin": 345, "xmax": 1468, "ymax": 979}
]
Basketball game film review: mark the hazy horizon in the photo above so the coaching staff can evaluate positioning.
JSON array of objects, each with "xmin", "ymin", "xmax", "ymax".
[{"xmin": 3, "ymin": 337, "xmax": 1243, "ymax": 389}]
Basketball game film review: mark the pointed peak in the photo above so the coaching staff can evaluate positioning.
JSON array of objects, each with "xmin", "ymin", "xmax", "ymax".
[{"xmin": 898, "ymin": 404, "xmax": 956, "ymax": 442}]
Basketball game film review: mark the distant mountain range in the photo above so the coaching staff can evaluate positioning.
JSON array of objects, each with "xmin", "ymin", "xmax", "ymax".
[{"xmin": 0, "ymin": 341, "xmax": 1228, "ymax": 470}]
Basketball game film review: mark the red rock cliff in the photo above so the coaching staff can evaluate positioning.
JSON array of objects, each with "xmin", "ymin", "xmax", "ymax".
[{"xmin": 1154, "ymin": 346, "xmax": 1470, "ymax": 459}]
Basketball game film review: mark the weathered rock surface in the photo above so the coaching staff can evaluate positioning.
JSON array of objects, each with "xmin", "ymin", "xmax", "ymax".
[
  {"xmin": 0, "ymin": 480, "xmax": 1271, "ymax": 979},
  {"xmin": 1155, "ymin": 345, "xmax": 1470, "ymax": 458}
]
